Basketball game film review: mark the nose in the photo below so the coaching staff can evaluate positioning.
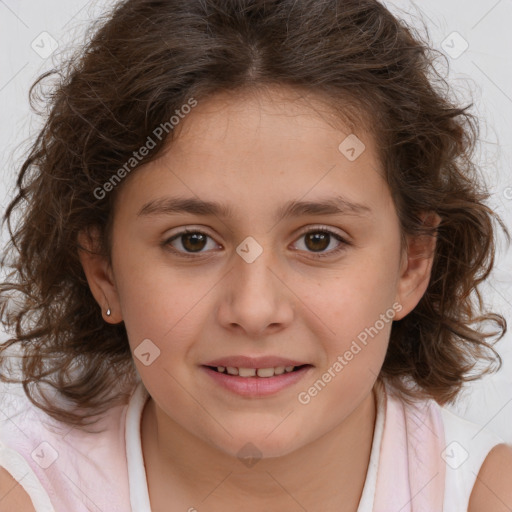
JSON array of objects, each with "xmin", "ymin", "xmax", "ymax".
[{"xmin": 216, "ymin": 245, "xmax": 294, "ymax": 338}]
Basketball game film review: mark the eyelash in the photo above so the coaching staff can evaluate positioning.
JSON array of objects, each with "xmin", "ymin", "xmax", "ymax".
[{"xmin": 162, "ymin": 226, "xmax": 350, "ymax": 259}]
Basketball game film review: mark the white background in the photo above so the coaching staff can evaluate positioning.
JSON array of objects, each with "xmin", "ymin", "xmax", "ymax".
[{"xmin": 1, "ymin": 0, "xmax": 511, "ymax": 440}]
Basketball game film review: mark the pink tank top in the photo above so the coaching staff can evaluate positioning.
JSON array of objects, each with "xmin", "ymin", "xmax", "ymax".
[
  {"xmin": 0, "ymin": 383, "xmax": 134, "ymax": 511},
  {"xmin": 0, "ymin": 379, "xmax": 504, "ymax": 511}
]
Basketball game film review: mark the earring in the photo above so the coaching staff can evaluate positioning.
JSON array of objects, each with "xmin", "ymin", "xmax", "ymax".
[{"xmin": 106, "ymin": 307, "xmax": 111, "ymax": 317}]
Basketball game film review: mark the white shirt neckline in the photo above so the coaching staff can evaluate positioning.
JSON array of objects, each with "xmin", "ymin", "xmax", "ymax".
[{"xmin": 126, "ymin": 382, "xmax": 152, "ymax": 512}]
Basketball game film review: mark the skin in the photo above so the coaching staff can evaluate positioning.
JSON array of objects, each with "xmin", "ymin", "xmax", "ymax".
[{"xmin": 74, "ymin": 86, "xmax": 512, "ymax": 512}]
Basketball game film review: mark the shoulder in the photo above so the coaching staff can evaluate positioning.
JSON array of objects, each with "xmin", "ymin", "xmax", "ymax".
[
  {"xmin": 0, "ymin": 467, "xmax": 36, "ymax": 512},
  {"xmin": 468, "ymin": 443, "xmax": 512, "ymax": 512},
  {"xmin": 439, "ymin": 405, "xmax": 512, "ymax": 511}
]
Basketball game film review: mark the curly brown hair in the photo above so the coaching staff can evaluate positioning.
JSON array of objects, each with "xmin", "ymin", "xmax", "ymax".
[{"xmin": 1, "ymin": 0, "xmax": 509, "ymax": 428}]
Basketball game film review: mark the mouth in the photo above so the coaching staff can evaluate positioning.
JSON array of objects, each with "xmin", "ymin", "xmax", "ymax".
[
  {"xmin": 200, "ymin": 363, "xmax": 313, "ymax": 397},
  {"xmin": 204, "ymin": 364, "xmax": 312, "ymax": 378}
]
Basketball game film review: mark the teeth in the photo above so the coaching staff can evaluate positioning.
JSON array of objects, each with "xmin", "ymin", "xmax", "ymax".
[
  {"xmin": 214, "ymin": 365, "xmax": 299, "ymax": 377},
  {"xmin": 256, "ymin": 368, "xmax": 275, "ymax": 378},
  {"xmin": 239, "ymin": 368, "xmax": 256, "ymax": 377}
]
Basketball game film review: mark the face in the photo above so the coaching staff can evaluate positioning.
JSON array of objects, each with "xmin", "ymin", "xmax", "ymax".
[{"xmin": 80, "ymin": 86, "xmax": 434, "ymax": 459}]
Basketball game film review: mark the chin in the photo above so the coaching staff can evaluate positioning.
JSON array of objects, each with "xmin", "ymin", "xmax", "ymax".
[{"xmin": 205, "ymin": 428, "xmax": 306, "ymax": 462}]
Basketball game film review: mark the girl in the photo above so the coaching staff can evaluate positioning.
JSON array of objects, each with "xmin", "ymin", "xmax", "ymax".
[{"xmin": 1, "ymin": 0, "xmax": 511, "ymax": 511}]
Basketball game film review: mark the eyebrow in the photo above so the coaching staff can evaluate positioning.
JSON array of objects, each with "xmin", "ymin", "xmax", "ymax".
[{"xmin": 137, "ymin": 195, "xmax": 373, "ymax": 222}]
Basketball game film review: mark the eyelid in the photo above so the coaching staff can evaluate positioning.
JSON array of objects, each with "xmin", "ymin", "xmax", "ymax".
[{"xmin": 294, "ymin": 224, "xmax": 349, "ymax": 241}]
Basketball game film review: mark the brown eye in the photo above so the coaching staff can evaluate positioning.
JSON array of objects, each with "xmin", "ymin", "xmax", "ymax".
[
  {"xmin": 164, "ymin": 230, "xmax": 219, "ymax": 256},
  {"xmin": 304, "ymin": 232, "xmax": 330, "ymax": 252},
  {"xmin": 180, "ymin": 232, "xmax": 208, "ymax": 252},
  {"xmin": 292, "ymin": 227, "xmax": 349, "ymax": 258}
]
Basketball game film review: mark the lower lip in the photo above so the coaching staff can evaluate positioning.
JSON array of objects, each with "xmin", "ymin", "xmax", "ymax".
[{"xmin": 201, "ymin": 365, "xmax": 313, "ymax": 397}]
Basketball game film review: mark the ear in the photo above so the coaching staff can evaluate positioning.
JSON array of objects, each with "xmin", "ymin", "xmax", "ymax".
[
  {"xmin": 393, "ymin": 212, "xmax": 441, "ymax": 321},
  {"xmin": 77, "ymin": 227, "xmax": 123, "ymax": 324}
]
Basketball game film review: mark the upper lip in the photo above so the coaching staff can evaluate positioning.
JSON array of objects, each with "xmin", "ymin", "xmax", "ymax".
[{"xmin": 203, "ymin": 356, "xmax": 311, "ymax": 369}]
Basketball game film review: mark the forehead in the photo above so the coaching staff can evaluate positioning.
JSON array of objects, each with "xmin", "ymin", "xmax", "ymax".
[
  {"xmin": 114, "ymin": 86, "xmax": 393, "ymax": 222},
  {"xmin": 172, "ymin": 85, "xmax": 376, "ymax": 160}
]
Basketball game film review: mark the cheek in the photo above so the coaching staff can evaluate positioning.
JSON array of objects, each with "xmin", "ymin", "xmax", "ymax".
[
  {"xmin": 296, "ymin": 258, "xmax": 399, "ymax": 335},
  {"xmin": 113, "ymin": 234, "xmax": 195, "ymax": 322},
  {"xmin": 112, "ymin": 251, "xmax": 205, "ymax": 361},
  {"xmin": 291, "ymin": 253, "xmax": 398, "ymax": 380},
  {"xmin": 297, "ymin": 290, "xmax": 393, "ymax": 419}
]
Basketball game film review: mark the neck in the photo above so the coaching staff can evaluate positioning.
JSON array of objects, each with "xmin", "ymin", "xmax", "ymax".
[{"xmin": 141, "ymin": 388, "xmax": 377, "ymax": 512}]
